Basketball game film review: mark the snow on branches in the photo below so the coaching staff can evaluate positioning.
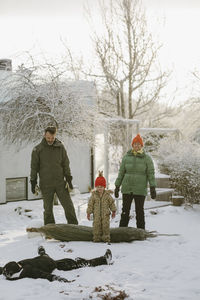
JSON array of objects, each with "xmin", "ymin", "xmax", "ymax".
[{"xmin": 0, "ymin": 66, "xmax": 98, "ymax": 145}]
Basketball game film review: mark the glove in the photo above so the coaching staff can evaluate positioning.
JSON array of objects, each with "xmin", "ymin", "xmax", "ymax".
[
  {"xmin": 30, "ymin": 180, "xmax": 37, "ymax": 194},
  {"xmin": 111, "ymin": 211, "xmax": 116, "ymax": 218},
  {"xmin": 66, "ymin": 175, "xmax": 74, "ymax": 190},
  {"xmin": 87, "ymin": 213, "xmax": 90, "ymax": 220},
  {"xmin": 150, "ymin": 186, "xmax": 156, "ymax": 199},
  {"xmin": 114, "ymin": 186, "xmax": 119, "ymax": 198}
]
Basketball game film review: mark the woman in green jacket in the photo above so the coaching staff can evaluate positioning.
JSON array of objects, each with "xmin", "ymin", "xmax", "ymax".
[{"xmin": 114, "ymin": 134, "xmax": 156, "ymax": 229}]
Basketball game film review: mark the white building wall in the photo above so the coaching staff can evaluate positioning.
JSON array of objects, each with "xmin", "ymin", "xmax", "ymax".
[
  {"xmin": 0, "ymin": 137, "xmax": 91, "ymax": 204},
  {"xmin": 0, "ymin": 144, "xmax": 34, "ymax": 204},
  {"xmin": 62, "ymin": 136, "xmax": 91, "ymax": 193}
]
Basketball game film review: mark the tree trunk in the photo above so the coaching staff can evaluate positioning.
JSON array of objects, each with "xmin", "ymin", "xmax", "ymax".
[
  {"xmin": 120, "ymin": 82, "xmax": 125, "ymax": 118},
  {"xmin": 116, "ymin": 92, "xmax": 120, "ymax": 116}
]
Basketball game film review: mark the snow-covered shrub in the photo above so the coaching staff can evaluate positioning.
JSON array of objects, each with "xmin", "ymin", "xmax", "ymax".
[
  {"xmin": 157, "ymin": 138, "xmax": 200, "ymax": 204},
  {"xmin": 143, "ymin": 132, "xmax": 168, "ymax": 152}
]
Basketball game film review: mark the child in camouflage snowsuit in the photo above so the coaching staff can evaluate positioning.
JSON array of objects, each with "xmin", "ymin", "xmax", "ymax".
[{"xmin": 87, "ymin": 171, "xmax": 116, "ymax": 243}]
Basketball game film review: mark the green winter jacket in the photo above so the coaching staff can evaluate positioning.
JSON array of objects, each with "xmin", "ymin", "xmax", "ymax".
[
  {"xmin": 115, "ymin": 149, "xmax": 156, "ymax": 196},
  {"xmin": 30, "ymin": 138, "xmax": 71, "ymax": 187}
]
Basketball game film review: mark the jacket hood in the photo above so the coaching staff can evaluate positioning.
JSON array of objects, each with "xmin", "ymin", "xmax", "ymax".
[{"xmin": 41, "ymin": 137, "xmax": 62, "ymax": 147}]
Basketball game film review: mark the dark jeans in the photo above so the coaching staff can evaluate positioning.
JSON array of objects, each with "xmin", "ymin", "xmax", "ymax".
[
  {"xmin": 119, "ymin": 194, "xmax": 145, "ymax": 229},
  {"xmin": 41, "ymin": 183, "xmax": 78, "ymax": 225}
]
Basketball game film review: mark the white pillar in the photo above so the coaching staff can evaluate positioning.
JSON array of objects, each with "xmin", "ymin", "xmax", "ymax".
[{"xmin": 104, "ymin": 123, "xmax": 109, "ymax": 188}]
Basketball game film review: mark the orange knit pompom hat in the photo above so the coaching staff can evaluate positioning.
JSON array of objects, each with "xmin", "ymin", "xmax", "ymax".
[
  {"xmin": 131, "ymin": 134, "xmax": 144, "ymax": 147},
  {"xmin": 95, "ymin": 171, "xmax": 106, "ymax": 188}
]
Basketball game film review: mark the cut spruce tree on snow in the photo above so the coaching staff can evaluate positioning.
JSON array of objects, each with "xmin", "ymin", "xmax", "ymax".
[{"xmin": 26, "ymin": 224, "xmax": 177, "ymax": 242}]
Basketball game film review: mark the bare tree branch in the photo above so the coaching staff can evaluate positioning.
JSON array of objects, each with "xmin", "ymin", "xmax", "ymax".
[{"xmin": 85, "ymin": 0, "xmax": 170, "ymax": 119}]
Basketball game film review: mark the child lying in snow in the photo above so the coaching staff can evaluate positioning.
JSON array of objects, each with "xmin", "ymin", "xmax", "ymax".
[{"xmin": 0, "ymin": 246, "xmax": 112, "ymax": 282}]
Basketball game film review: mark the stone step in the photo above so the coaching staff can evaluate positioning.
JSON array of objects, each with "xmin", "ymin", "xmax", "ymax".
[
  {"xmin": 155, "ymin": 174, "xmax": 170, "ymax": 188},
  {"xmin": 156, "ymin": 188, "xmax": 174, "ymax": 202},
  {"xmin": 172, "ymin": 195, "xmax": 184, "ymax": 206},
  {"xmin": 147, "ymin": 188, "xmax": 174, "ymax": 202}
]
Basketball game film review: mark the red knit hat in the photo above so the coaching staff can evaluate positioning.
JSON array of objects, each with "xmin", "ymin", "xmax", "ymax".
[
  {"xmin": 131, "ymin": 134, "xmax": 143, "ymax": 146},
  {"xmin": 95, "ymin": 171, "xmax": 106, "ymax": 188}
]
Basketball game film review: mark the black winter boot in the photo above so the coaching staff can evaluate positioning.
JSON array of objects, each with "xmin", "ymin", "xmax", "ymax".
[
  {"xmin": 104, "ymin": 249, "xmax": 112, "ymax": 265},
  {"xmin": 38, "ymin": 246, "xmax": 46, "ymax": 256}
]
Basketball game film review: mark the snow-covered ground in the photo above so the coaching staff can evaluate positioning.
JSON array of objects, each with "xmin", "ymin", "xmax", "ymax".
[{"xmin": 0, "ymin": 194, "xmax": 200, "ymax": 300}]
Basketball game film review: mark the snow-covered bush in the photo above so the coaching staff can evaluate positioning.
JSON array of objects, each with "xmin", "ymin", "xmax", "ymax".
[
  {"xmin": 143, "ymin": 132, "xmax": 168, "ymax": 153},
  {"xmin": 157, "ymin": 138, "xmax": 200, "ymax": 204}
]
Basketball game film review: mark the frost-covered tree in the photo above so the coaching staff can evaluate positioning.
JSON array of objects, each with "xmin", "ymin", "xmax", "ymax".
[{"xmin": 0, "ymin": 62, "xmax": 98, "ymax": 145}]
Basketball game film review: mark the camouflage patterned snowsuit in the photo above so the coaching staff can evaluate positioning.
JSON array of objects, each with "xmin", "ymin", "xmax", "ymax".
[{"xmin": 87, "ymin": 190, "xmax": 116, "ymax": 243}]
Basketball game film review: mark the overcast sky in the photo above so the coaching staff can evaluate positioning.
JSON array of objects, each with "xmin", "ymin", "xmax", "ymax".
[
  {"xmin": 0, "ymin": 0, "xmax": 200, "ymax": 102},
  {"xmin": 0, "ymin": 0, "xmax": 85, "ymax": 16},
  {"xmin": 0, "ymin": 0, "xmax": 199, "ymax": 66},
  {"xmin": 0, "ymin": 0, "xmax": 94, "ymax": 61}
]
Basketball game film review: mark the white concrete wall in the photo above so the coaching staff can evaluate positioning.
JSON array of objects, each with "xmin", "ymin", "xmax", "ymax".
[
  {"xmin": 0, "ymin": 144, "xmax": 34, "ymax": 204},
  {"xmin": 0, "ymin": 138, "xmax": 91, "ymax": 204},
  {"xmin": 62, "ymin": 136, "xmax": 91, "ymax": 193}
]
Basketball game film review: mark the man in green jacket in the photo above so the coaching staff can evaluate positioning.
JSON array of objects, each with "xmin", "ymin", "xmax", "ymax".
[
  {"xmin": 114, "ymin": 134, "xmax": 156, "ymax": 229},
  {"xmin": 30, "ymin": 126, "xmax": 78, "ymax": 225}
]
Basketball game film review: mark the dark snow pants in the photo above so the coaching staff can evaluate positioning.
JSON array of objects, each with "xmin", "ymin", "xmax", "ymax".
[
  {"xmin": 56, "ymin": 255, "xmax": 107, "ymax": 270},
  {"xmin": 119, "ymin": 194, "xmax": 145, "ymax": 229},
  {"xmin": 41, "ymin": 182, "xmax": 78, "ymax": 225},
  {"xmin": 93, "ymin": 215, "xmax": 111, "ymax": 243}
]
